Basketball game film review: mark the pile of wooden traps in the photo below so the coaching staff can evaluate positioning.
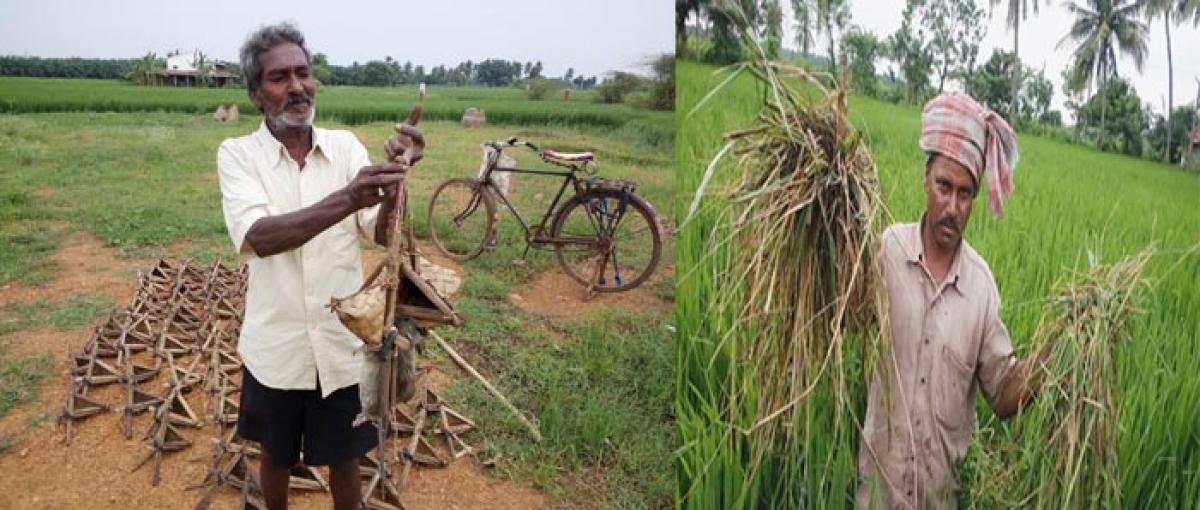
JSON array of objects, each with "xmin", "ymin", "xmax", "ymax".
[
  {"xmin": 60, "ymin": 259, "xmax": 247, "ymax": 482},
  {"xmin": 60, "ymin": 259, "xmax": 481, "ymax": 510}
]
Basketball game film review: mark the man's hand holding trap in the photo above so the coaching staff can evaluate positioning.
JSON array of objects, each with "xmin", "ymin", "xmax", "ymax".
[{"xmin": 367, "ymin": 111, "xmax": 424, "ymax": 245}]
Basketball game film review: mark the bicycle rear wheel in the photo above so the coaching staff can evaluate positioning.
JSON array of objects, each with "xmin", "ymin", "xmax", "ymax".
[
  {"xmin": 427, "ymin": 178, "xmax": 496, "ymax": 261},
  {"xmin": 550, "ymin": 188, "xmax": 661, "ymax": 292}
]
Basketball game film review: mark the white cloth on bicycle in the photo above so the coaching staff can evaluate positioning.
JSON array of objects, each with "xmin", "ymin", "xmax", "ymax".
[
  {"xmin": 216, "ymin": 121, "xmax": 379, "ymax": 397},
  {"xmin": 478, "ymin": 144, "xmax": 515, "ymax": 198}
]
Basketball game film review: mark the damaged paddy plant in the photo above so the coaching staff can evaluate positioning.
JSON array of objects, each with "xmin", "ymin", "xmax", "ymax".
[
  {"xmin": 677, "ymin": 58, "xmax": 889, "ymax": 508},
  {"xmin": 677, "ymin": 58, "xmax": 1200, "ymax": 509},
  {"xmin": 976, "ymin": 247, "xmax": 1154, "ymax": 508}
]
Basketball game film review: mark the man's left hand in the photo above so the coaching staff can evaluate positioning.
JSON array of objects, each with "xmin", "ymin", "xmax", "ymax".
[{"xmin": 385, "ymin": 123, "xmax": 424, "ymax": 166}]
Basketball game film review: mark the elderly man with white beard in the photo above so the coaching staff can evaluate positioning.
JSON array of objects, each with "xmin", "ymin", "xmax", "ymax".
[{"xmin": 216, "ymin": 22, "xmax": 421, "ymax": 510}]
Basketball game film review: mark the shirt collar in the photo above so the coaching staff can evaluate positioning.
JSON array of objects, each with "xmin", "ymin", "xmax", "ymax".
[
  {"xmin": 906, "ymin": 214, "xmax": 967, "ymax": 292},
  {"xmin": 253, "ymin": 121, "xmax": 333, "ymax": 166}
]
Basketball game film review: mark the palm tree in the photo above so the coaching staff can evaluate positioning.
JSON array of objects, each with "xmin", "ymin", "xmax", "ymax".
[
  {"xmin": 126, "ymin": 52, "xmax": 164, "ymax": 86},
  {"xmin": 1058, "ymin": 0, "xmax": 1149, "ymax": 149},
  {"xmin": 990, "ymin": 0, "xmax": 1049, "ymax": 119},
  {"xmin": 792, "ymin": 0, "xmax": 815, "ymax": 57},
  {"xmin": 762, "ymin": 0, "xmax": 784, "ymax": 58},
  {"xmin": 1145, "ymin": 0, "xmax": 1200, "ymax": 162},
  {"xmin": 193, "ymin": 51, "xmax": 214, "ymax": 87},
  {"xmin": 705, "ymin": 0, "xmax": 760, "ymax": 64},
  {"xmin": 816, "ymin": 0, "xmax": 850, "ymax": 74},
  {"xmin": 678, "ymin": 0, "xmax": 711, "ymax": 57}
]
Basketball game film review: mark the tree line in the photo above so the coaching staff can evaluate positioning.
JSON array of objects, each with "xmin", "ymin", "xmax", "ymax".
[
  {"xmin": 678, "ymin": 0, "xmax": 1200, "ymax": 168},
  {"xmin": 0, "ymin": 56, "xmax": 136, "ymax": 79},
  {"xmin": 0, "ymin": 53, "xmax": 601, "ymax": 89},
  {"xmin": 313, "ymin": 55, "xmax": 600, "ymax": 89},
  {"xmin": 0, "ymin": 52, "xmax": 674, "ymax": 112}
]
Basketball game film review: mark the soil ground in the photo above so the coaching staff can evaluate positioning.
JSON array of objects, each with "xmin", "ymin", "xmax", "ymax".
[{"xmin": 0, "ymin": 234, "xmax": 670, "ymax": 509}]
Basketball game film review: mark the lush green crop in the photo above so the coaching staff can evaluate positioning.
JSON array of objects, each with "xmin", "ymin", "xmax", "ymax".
[
  {"xmin": 676, "ymin": 60, "xmax": 1200, "ymax": 508},
  {"xmin": 0, "ymin": 77, "xmax": 673, "ymax": 147}
]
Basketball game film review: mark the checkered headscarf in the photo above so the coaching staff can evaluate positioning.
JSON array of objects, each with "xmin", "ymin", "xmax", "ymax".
[{"xmin": 919, "ymin": 92, "xmax": 1019, "ymax": 219}]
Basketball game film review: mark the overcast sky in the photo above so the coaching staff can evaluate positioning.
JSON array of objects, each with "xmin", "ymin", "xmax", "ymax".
[
  {"xmin": 0, "ymin": 0, "xmax": 673, "ymax": 79},
  {"xmin": 782, "ymin": 0, "xmax": 1200, "ymax": 121}
]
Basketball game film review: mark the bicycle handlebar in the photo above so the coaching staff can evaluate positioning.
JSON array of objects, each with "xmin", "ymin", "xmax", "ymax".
[{"xmin": 486, "ymin": 137, "xmax": 540, "ymax": 153}]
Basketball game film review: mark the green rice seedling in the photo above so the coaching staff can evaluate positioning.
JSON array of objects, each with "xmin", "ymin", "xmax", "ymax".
[
  {"xmin": 985, "ymin": 247, "xmax": 1155, "ymax": 508},
  {"xmin": 679, "ymin": 55, "xmax": 889, "ymax": 507}
]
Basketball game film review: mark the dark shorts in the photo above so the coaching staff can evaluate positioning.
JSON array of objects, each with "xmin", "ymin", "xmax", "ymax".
[{"xmin": 237, "ymin": 366, "xmax": 378, "ymax": 468}]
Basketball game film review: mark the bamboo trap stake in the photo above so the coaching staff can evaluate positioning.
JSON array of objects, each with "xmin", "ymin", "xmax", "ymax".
[
  {"xmin": 428, "ymin": 330, "xmax": 541, "ymax": 442},
  {"xmin": 133, "ymin": 400, "xmax": 193, "ymax": 486},
  {"xmin": 60, "ymin": 366, "xmax": 108, "ymax": 445}
]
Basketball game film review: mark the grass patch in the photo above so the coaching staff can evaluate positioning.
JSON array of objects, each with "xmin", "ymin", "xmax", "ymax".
[
  {"xmin": 439, "ymin": 295, "xmax": 673, "ymax": 507},
  {"xmin": 0, "ymin": 353, "xmax": 53, "ymax": 416},
  {"xmin": 0, "ymin": 294, "xmax": 113, "ymax": 333},
  {"xmin": 0, "ymin": 146, "xmax": 60, "ymax": 284},
  {"xmin": 0, "ymin": 224, "xmax": 58, "ymax": 285},
  {"xmin": 0, "ymin": 433, "xmax": 17, "ymax": 454},
  {"xmin": 0, "ymin": 111, "xmax": 673, "ymax": 269}
]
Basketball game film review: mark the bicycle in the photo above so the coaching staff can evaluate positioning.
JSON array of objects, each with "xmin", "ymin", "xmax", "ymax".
[{"xmin": 426, "ymin": 137, "xmax": 662, "ymax": 293}]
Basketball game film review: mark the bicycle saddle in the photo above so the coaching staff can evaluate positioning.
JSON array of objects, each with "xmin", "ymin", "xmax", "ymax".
[{"xmin": 540, "ymin": 150, "xmax": 595, "ymax": 162}]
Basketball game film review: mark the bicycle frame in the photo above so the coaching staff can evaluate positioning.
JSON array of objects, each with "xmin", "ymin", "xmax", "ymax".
[
  {"xmin": 479, "ymin": 156, "xmax": 602, "ymax": 250},
  {"xmin": 430, "ymin": 138, "xmax": 660, "ymax": 292}
]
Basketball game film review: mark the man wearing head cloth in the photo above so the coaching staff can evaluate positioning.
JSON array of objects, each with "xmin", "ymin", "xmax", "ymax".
[{"xmin": 856, "ymin": 92, "xmax": 1052, "ymax": 509}]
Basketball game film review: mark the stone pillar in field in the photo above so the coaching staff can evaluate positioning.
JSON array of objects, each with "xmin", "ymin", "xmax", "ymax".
[
  {"xmin": 461, "ymin": 108, "xmax": 486, "ymax": 128},
  {"xmin": 213, "ymin": 103, "xmax": 239, "ymax": 123}
]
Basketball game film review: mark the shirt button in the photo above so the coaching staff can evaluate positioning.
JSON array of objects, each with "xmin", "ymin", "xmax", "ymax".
[
  {"xmin": 924, "ymin": 338, "xmax": 930, "ymax": 345},
  {"xmin": 920, "ymin": 377, "xmax": 926, "ymax": 384}
]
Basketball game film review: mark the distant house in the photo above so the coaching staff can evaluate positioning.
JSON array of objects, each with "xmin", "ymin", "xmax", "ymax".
[
  {"xmin": 153, "ymin": 50, "xmax": 239, "ymax": 87},
  {"xmin": 1184, "ymin": 125, "xmax": 1200, "ymax": 172}
]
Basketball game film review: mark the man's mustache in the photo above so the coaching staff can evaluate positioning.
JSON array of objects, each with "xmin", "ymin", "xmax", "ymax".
[
  {"xmin": 283, "ymin": 94, "xmax": 312, "ymax": 108},
  {"xmin": 937, "ymin": 215, "xmax": 959, "ymax": 234}
]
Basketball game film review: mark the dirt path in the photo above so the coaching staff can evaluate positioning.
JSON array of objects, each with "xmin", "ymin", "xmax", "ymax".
[
  {"xmin": 0, "ymin": 234, "xmax": 546, "ymax": 510},
  {"xmin": 507, "ymin": 270, "xmax": 672, "ymax": 320}
]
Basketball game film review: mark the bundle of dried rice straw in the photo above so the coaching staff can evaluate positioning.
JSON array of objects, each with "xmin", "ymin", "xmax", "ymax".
[{"xmin": 695, "ymin": 58, "xmax": 890, "ymax": 506}]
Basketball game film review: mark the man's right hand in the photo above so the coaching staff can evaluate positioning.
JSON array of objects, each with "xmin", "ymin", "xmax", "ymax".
[{"xmin": 346, "ymin": 162, "xmax": 408, "ymax": 209}]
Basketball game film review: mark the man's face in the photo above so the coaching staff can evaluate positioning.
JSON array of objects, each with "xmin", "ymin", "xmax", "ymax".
[
  {"xmin": 923, "ymin": 154, "xmax": 976, "ymax": 252},
  {"xmin": 250, "ymin": 42, "xmax": 317, "ymax": 129}
]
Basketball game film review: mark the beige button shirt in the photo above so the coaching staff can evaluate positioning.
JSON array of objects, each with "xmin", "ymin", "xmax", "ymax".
[
  {"xmin": 857, "ymin": 221, "xmax": 1015, "ymax": 509},
  {"xmin": 217, "ymin": 122, "xmax": 378, "ymax": 397}
]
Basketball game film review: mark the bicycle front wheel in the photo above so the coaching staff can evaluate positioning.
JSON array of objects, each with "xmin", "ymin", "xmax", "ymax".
[
  {"xmin": 427, "ymin": 178, "xmax": 496, "ymax": 261},
  {"xmin": 550, "ymin": 188, "xmax": 661, "ymax": 292}
]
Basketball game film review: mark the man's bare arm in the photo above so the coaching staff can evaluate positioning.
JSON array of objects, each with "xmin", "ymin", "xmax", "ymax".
[
  {"xmin": 245, "ymin": 163, "xmax": 407, "ymax": 257},
  {"xmin": 993, "ymin": 341, "xmax": 1054, "ymax": 418}
]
